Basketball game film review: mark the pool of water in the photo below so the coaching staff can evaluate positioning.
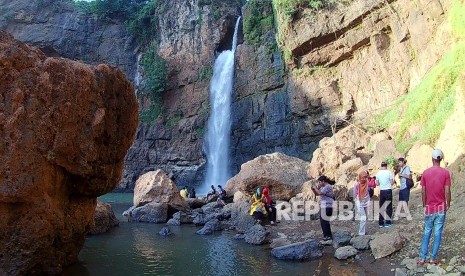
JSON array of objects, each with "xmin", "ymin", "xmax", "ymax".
[{"xmin": 62, "ymin": 194, "xmax": 392, "ymax": 276}]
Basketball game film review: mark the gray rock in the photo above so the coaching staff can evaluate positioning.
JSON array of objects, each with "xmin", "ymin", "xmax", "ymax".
[
  {"xmin": 158, "ymin": 227, "xmax": 173, "ymax": 236},
  {"xmin": 234, "ymin": 234, "xmax": 245, "ymax": 240},
  {"xmin": 196, "ymin": 219, "xmax": 222, "ymax": 235},
  {"xmin": 172, "ymin": 211, "xmax": 193, "ymax": 224},
  {"xmin": 350, "ymin": 235, "xmax": 372, "ymax": 250},
  {"xmin": 131, "ymin": 202, "xmax": 168, "ymax": 223},
  {"xmin": 270, "ymin": 238, "xmax": 291, "ymax": 249},
  {"xmin": 333, "ymin": 230, "xmax": 352, "ymax": 249},
  {"xmin": 226, "ymin": 201, "xmax": 256, "ymax": 232},
  {"xmin": 400, "ymin": 258, "xmax": 417, "ymax": 270},
  {"xmin": 244, "ymin": 225, "xmax": 270, "ymax": 245},
  {"xmin": 166, "ymin": 218, "xmax": 181, "ymax": 226},
  {"xmin": 460, "ymin": 266, "xmax": 465, "ymax": 273},
  {"xmin": 427, "ymin": 265, "xmax": 446, "ymax": 275},
  {"xmin": 334, "ymin": 246, "xmax": 358, "ymax": 260},
  {"xmin": 370, "ymin": 230, "xmax": 406, "ymax": 259},
  {"xmin": 271, "ymin": 240, "xmax": 323, "ymax": 261},
  {"xmin": 394, "ymin": 268, "xmax": 407, "ymax": 276}
]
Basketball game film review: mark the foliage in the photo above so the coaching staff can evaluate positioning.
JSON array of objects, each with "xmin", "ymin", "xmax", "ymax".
[
  {"xmin": 199, "ymin": 65, "xmax": 213, "ymax": 81},
  {"xmin": 243, "ymin": 0, "xmax": 275, "ymax": 46},
  {"xmin": 74, "ymin": 0, "xmax": 143, "ymax": 20},
  {"xmin": 127, "ymin": 0, "xmax": 159, "ymax": 45},
  {"xmin": 166, "ymin": 111, "xmax": 183, "ymax": 128},
  {"xmin": 375, "ymin": 0, "xmax": 465, "ymax": 153},
  {"xmin": 139, "ymin": 43, "xmax": 168, "ymax": 122},
  {"xmin": 386, "ymin": 156, "xmax": 397, "ymax": 169}
]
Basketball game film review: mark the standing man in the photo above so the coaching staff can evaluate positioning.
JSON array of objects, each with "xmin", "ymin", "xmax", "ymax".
[
  {"xmin": 418, "ymin": 149, "xmax": 451, "ymax": 265},
  {"xmin": 376, "ymin": 161, "xmax": 394, "ymax": 228},
  {"xmin": 398, "ymin": 157, "xmax": 412, "ymax": 205}
]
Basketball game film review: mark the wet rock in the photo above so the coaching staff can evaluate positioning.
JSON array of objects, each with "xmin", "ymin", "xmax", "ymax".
[
  {"xmin": 131, "ymin": 203, "xmax": 168, "ymax": 223},
  {"xmin": 370, "ymin": 230, "xmax": 406, "ymax": 259},
  {"xmin": 159, "ymin": 227, "xmax": 173, "ymax": 236},
  {"xmin": 166, "ymin": 218, "xmax": 181, "ymax": 226},
  {"xmin": 271, "ymin": 240, "xmax": 322, "ymax": 261},
  {"xmin": 185, "ymin": 198, "xmax": 206, "ymax": 209},
  {"xmin": 173, "ymin": 211, "xmax": 193, "ymax": 224},
  {"xmin": 334, "ymin": 246, "xmax": 358, "ymax": 260},
  {"xmin": 244, "ymin": 225, "xmax": 270, "ymax": 245},
  {"xmin": 350, "ymin": 235, "xmax": 372, "ymax": 250},
  {"xmin": 196, "ymin": 219, "xmax": 222, "ymax": 235},
  {"xmin": 332, "ymin": 230, "xmax": 352, "ymax": 249},
  {"xmin": 90, "ymin": 201, "xmax": 119, "ymax": 235},
  {"xmin": 234, "ymin": 234, "xmax": 245, "ymax": 240}
]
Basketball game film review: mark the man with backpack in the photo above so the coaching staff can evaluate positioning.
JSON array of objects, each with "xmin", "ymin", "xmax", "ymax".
[{"xmin": 398, "ymin": 157, "xmax": 413, "ymax": 205}]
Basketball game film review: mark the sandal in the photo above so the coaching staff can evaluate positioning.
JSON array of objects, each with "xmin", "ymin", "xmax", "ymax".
[
  {"xmin": 416, "ymin": 259, "xmax": 426, "ymax": 265},
  {"xmin": 429, "ymin": 259, "xmax": 439, "ymax": 265}
]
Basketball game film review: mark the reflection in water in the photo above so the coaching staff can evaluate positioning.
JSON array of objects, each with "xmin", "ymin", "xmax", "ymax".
[{"xmin": 62, "ymin": 194, "xmax": 391, "ymax": 276}]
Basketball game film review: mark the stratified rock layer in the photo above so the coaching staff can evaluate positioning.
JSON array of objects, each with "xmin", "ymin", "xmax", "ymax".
[{"xmin": 0, "ymin": 31, "xmax": 138, "ymax": 275}]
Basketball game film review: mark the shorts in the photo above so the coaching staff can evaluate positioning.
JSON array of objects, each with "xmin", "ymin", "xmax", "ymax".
[{"xmin": 399, "ymin": 188, "xmax": 410, "ymax": 202}]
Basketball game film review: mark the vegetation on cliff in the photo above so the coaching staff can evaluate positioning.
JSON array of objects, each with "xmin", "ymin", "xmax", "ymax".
[
  {"xmin": 243, "ymin": 0, "xmax": 274, "ymax": 46},
  {"xmin": 376, "ymin": 0, "xmax": 465, "ymax": 153}
]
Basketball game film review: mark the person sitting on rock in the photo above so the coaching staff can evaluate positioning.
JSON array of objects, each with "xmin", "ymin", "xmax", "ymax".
[
  {"xmin": 263, "ymin": 187, "xmax": 276, "ymax": 225},
  {"xmin": 311, "ymin": 175, "xmax": 335, "ymax": 242},
  {"xmin": 180, "ymin": 186, "xmax": 188, "ymax": 199},
  {"xmin": 354, "ymin": 171, "xmax": 371, "ymax": 236},
  {"xmin": 188, "ymin": 187, "xmax": 196, "ymax": 198},
  {"xmin": 217, "ymin": 185, "xmax": 226, "ymax": 205},
  {"xmin": 249, "ymin": 187, "xmax": 267, "ymax": 224},
  {"xmin": 206, "ymin": 185, "xmax": 217, "ymax": 202}
]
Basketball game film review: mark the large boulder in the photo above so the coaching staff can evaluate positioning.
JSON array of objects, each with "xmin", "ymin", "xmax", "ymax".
[
  {"xmin": 368, "ymin": 140, "xmax": 401, "ymax": 169},
  {"xmin": 131, "ymin": 202, "xmax": 169, "ymax": 223},
  {"xmin": 334, "ymin": 246, "xmax": 358, "ymax": 260},
  {"xmin": 244, "ymin": 224, "xmax": 270, "ymax": 245},
  {"xmin": 406, "ymin": 143, "xmax": 434, "ymax": 174},
  {"xmin": 226, "ymin": 201, "xmax": 256, "ymax": 233},
  {"xmin": 89, "ymin": 201, "xmax": 119, "ymax": 235},
  {"xmin": 271, "ymin": 240, "xmax": 323, "ymax": 261},
  {"xmin": 332, "ymin": 230, "xmax": 352, "ymax": 249},
  {"xmin": 308, "ymin": 125, "xmax": 369, "ymax": 180},
  {"xmin": 0, "ymin": 31, "xmax": 137, "ymax": 275},
  {"xmin": 225, "ymin": 153, "xmax": 309, "ymax": 201},
  {"xmin": 370, "ymin": 230, "xmax": 406, "ymax": 259},
  {"xmin": 350, "ymin": 235, "xmax": 372, "ymax": 250},
  {"xmin": 133, "ymin": 170, "xmax": 187, "ymax": 211}
]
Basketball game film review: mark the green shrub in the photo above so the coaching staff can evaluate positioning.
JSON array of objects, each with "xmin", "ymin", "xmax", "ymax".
[
  {"xmin": 139, "ymin": 43, "xmax": 168, "ymax": 123},
  {"xmin": 243, "ymin": 0, "xmax": 275, "ymax": 46},
  {"xmin": 127, "ymin": 0, "xmax": 159, "ymax": 45},
  {"xmin": 376, "ymin": 0, "xmax": 465, "ymax": 153}
]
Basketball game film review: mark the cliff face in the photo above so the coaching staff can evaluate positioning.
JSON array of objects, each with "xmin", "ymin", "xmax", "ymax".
[
  {"xmin": 0, "ymin": 0, "xmax": 454, "ymax": 191},
  {"xmin": 0, "ymin": 31, "xmax": 138, "ymax": 275},
  {"xmin": 0, "ymin": 0, "xmax": 138, "ymax": 79}
]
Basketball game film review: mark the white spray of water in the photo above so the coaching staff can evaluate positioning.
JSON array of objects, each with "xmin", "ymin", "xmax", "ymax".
[{"xmin": 200, "ymin": 17, "xmax": 242, "ymax": 194}]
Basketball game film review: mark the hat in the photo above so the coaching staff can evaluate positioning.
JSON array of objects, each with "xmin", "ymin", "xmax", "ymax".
[
  {"xmin": 432, "ymin": 149, "xmax": 444, "ymax": 161},
  {"xmin": 381, "ymin": 161, "xmax": 387, "ymax": 167}
]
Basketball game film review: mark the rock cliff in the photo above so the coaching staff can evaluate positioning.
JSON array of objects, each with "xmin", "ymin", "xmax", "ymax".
[{"xmin": 0, "ymin": 31, "xmax": 138, "ymax": 275}]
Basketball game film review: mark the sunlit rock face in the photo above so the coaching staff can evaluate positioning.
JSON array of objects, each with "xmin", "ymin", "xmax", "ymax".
[{"xmin": 0, "ymin": 31, "xmax": 138, "ymax": 275}]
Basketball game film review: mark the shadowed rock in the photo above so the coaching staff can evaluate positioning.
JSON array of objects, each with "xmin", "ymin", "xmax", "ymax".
[
  {"xmin": 0, "ymin": 31, "xmax": 138, "ymax": 275},
  {"xmin": 89, "ymin": 201, "xmax": 119, "ymax": 235}
]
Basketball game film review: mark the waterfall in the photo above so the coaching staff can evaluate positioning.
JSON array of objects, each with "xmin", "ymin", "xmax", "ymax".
[{"xmin": 200, "ymin": 17, "xmax": 241, "ymax": 194}]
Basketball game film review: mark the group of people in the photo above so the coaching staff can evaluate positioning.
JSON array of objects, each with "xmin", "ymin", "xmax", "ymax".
[
  {"xmin": 313, "ymin": 148, "xmax": 452, "ymax": 265},
  {"xmin": 249, "ymin": 187, "xmax": 277, "ymax": 225},
  {"xmin": 179, "ymin": 186, "xmax": 196, "ymax": 199},
  {"xmin": 206, "ymin": 184, "xmax": 227, "ymax": 205}
]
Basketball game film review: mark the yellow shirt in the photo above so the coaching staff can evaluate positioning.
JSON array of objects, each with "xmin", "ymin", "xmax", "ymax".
[{"xmin": 180, "ymin": 189, "xmax": 188, "ymax": 198}]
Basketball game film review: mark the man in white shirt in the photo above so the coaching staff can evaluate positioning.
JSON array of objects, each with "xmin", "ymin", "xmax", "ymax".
[{"xmin": 376, "ymin": 161, "xmax": 394, "ymax": 227}]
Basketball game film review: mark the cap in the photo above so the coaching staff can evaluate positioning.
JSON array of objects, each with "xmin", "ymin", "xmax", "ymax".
[
  {"xmin": 381, "ymin": 161, "xmax": 387, "ymax": 167},
  {"xmin": 432, "ymin": 149, "xmax": 444, "ymax": 161}
]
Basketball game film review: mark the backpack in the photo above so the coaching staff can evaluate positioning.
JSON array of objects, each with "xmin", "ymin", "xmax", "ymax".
[{"xmin": 401, "ymin": 166, "xmax": 414, "ymax": 189}]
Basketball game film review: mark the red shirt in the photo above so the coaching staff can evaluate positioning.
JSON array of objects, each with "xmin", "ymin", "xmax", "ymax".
[{"xmin": 421, "ymin": 165, "xmax": 451, "ymax": 215}]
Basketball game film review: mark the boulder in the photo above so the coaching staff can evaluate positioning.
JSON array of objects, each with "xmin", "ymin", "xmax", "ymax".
[
  {"xmin": 0, "ymin": 31, "xmax": 138, "ymax": 275},
  {"xmin": 166, "ymin": 218, "xmax": 181, "ymax": 226},
  {"xmin": 225, "ymin": 153, "xmax": 309, "ymax": 201},
  {"xmin": 368, "ymin": 140, "xmax": 401, "ymax": 170},
  {"xmin": 244, "ymin": 224, "xmax": 270, "ymax": 245},
  {"xmin": 334, "ymin": 246, "xmax": 358, "ymax": 260},
  {"xmin": 159, "ymin": 227, "xmax": 173, "ymax": 236},
  {"xmin": 233, "ymin": 191, "xmax": 249, "ymax": 203},
  {"xmin": 308, "ymin": 125, "xmax": 369, "ymax": 180},
  {"xmin": 131, "ymin": 202, "xmax": 168, "ymax": 223},
  {"xmin": 335, "ymin": 158, "xmax": 364, "ymax": 181},
  {"xmin": 350, "ymin": 235, "xmax": 372, "ymax": 250},
  {"xmin": 270, "ymin": 238, "xmax": 292, "ymax": 249},
  {"xmin": 406, "ymin": 143, "xmax": 434, "ymax": 174},
  {"xmin": 196, "ymin": 218, "xmax": 222, "ymax": 235},
  {"xmin": 227, "ymin": 201, "xmax": 256, "ymax": 232},
  {"xmin": 89, "ymin": 201, "xmax": 119, "ymax": 235},
  {"xmin": 333, "ymin": 230, "xmax": 352, "ymax": 249},
  {"xmin": 133, "ymin": 170, "xmax": 187, "ymax": 211},
  {"xmin": 370, "ymin": 230, "xmax": 406, "ymax": 259},
  {"xmin": 271, "ymin": 240, "xmax": 323, "ymax": 260},
  {"xmin": 185, "ymin": 198, "xmax": 206, "ymax": 209}
]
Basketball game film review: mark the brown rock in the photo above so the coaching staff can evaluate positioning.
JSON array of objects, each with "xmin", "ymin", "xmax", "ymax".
[
  {"xmin": 368, "ymin": 140, "xmax": 401, "ymax": 170},
  {"xmin": 133, "ymin": 170, "xmax": 187, "ymax": 211},
  {"xmin": 89, "ymin": 201, "xmax": 119, "ymax": 235},
  {"xmin": 0, "ymin": 31, "xmax": 138, "ymax": 275},
  {"xmin": 308, "ymin": 125, "xmax": 369, "ymax": 180},
  {"xmin": 225, "ymin": 153, "xmax": 309, "ymax": 201},
  {"xmin": 370, "ymin": 230, "xmax": 406, "ymax": 259},
  {"xmin": 406, "ymin": 143, "xmax": 434, "ymax": 174}
]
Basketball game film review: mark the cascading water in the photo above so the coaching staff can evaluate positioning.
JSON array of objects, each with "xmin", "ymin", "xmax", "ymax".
[{"xmin": 200, "ymin": 17, "xmax": 241, "ymax": 194}]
